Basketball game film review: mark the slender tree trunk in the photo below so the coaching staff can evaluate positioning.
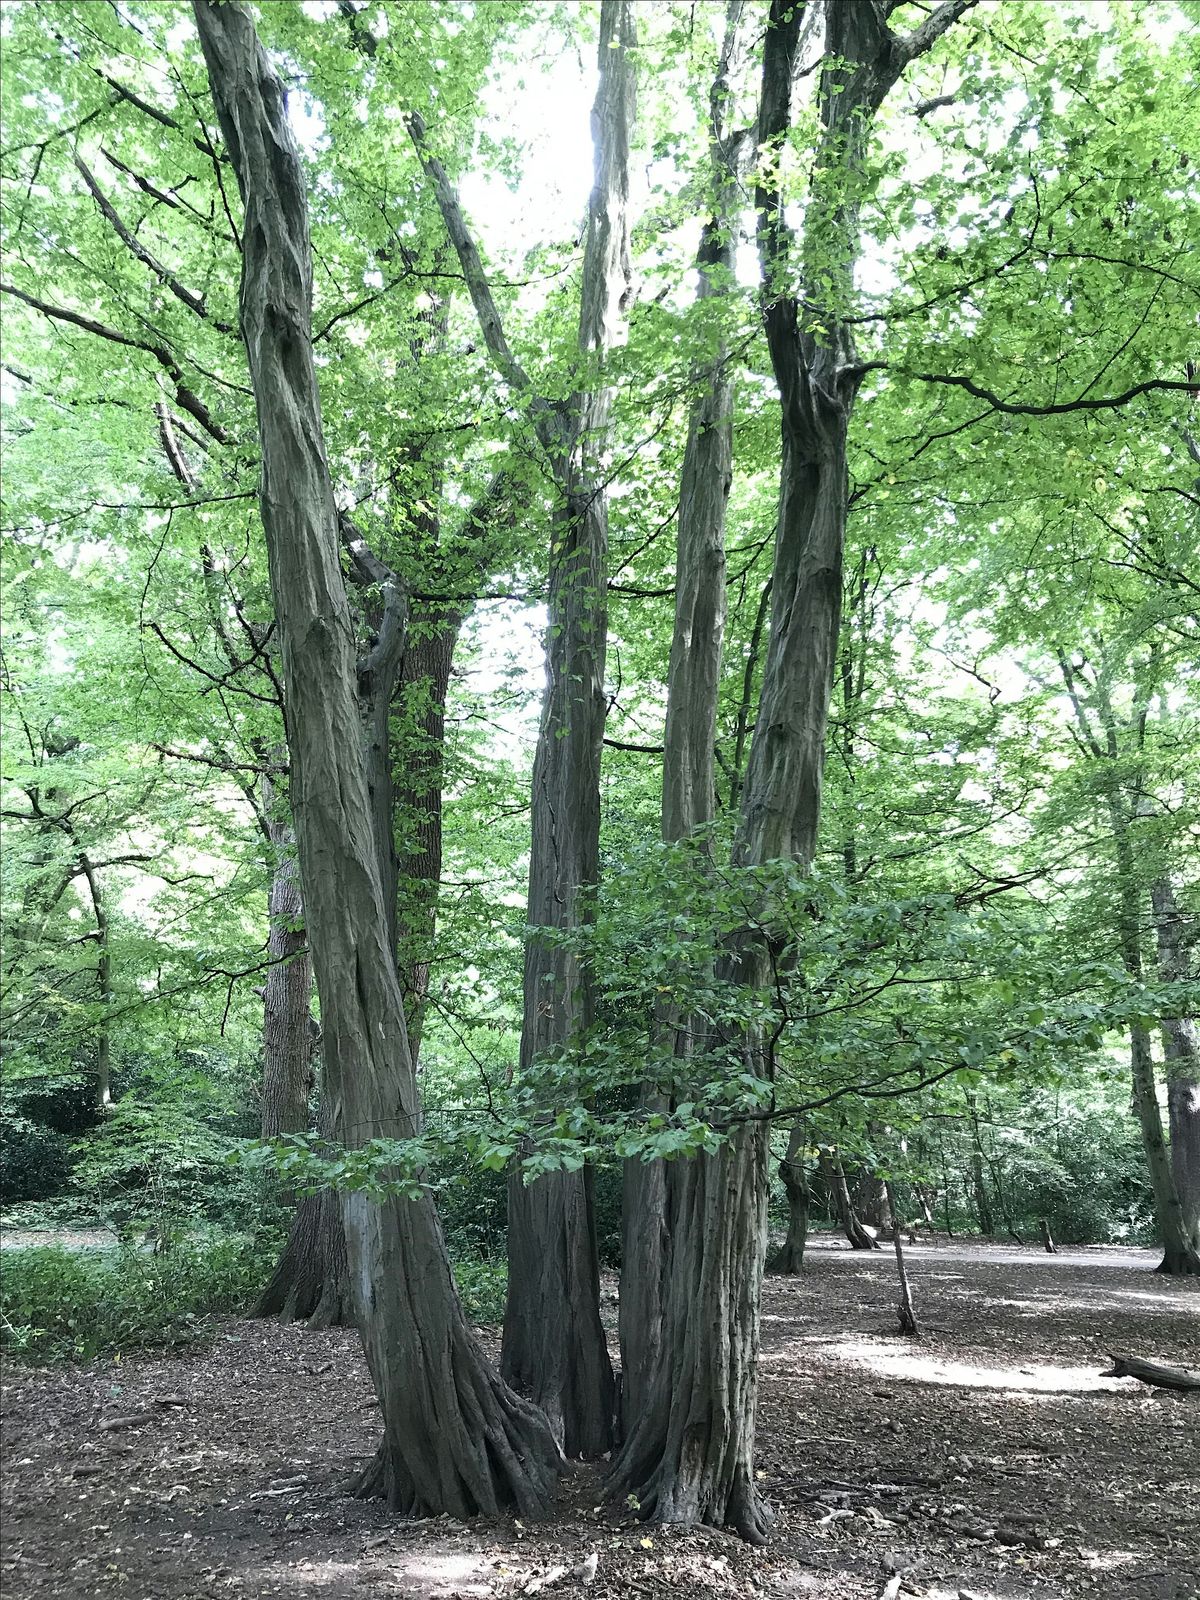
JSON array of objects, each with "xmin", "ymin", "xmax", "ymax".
[
  {"xmin": 966, "ymin": 1094, "xmax": 995, "ymax": 1236},
  {"xmin": 882, "ymin": 1181, "xmax": 919, "ymax": 1335},
  {"xmin": 823, "ymin": 1149, "xmax": 880, "ymax": 1250},
  {"xmin": 194, "ymin": 0, "xmax": 562, "ymax": 1515},
  {"xmin": 768, "ymin": 1120, "xmax": 809, "ymax": 1274},
  {"xmin": 502, "ymin": 1, "xmax": 636, "ymax": 1460},
  {"xmin": 1151, "ymin": 879, "xmax": 1200, "ymax": 1250},
  {"xmin": 619, "ymin": 2, "xmax": 742, "ymax": 1429},
  {"xmin": 78, "ymin": 855, "xmax": 112, "ymax": 1111},
  {"xmin": 393, "ymin": 609, "xmax": 462, "ymax": 1061}
]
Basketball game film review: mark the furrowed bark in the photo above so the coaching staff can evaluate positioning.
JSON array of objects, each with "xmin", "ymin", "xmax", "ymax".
[
  {"xmin": 611, "ymin": 0, "xmax": 974, "ymax": 1540},
  {"xmin": 193, "ymin": 0, "xmax": 562, "ymax": 1515},
  {"xmin": 620, "ymin": 0, "xmax": 744, "ymax": 1430},
  {"xmin": 502, "ymin": 0, "xmax": 636, "ymax": 1459}
]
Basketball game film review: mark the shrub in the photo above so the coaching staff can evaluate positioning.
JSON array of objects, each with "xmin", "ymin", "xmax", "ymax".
[
  {"xmin": 0, "ymin": 1111, "xmax": 73, "ymax": 1203},
  {"xmin": 453, "ymin": 1256, "xmax": 508, "ymax": 1324},
  {"xmin": 0, "ymin": 1237, "xmax": 272, "ymax": 1364}
]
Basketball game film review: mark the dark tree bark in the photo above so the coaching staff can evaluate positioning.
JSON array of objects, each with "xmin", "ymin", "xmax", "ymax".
[
  {"xmin": 193, "ymin": 0, "xmax": 562, "ymax": 1516},
  {"xmin": 768, "ymin": 1120, "xmax": 810, "ymax": 1274},
  {"xmin": 405, "ymin": 6, "xmax": 634, "ymax": 1459},
  {"xmin": 966, "ymin": 1092, "xmax": 995, "ymax": 1237},
  {"xmin": 823, "ymin": 1148, "xmax": 881, "ymax": 1250},
  {"xmin": 394, "ymin": 608, "xmax": 462, "ymax": 1060},
  {"xmin": 882, "ymin": 1181, "xmax": 919, "ymax": 1336},
  {"xmin": 256, "ymin": 1088, "xmax": 352, "ymax": 1327},
  {"xmin": 619, "ymin": 0, "xmax": 744, "ymax": 1430},
  {"xmin": 1151, "ymin": 879, "xmax": 1200, "ymax": 1251},
  {"xmin": 609, "ymin": 0, "xmax": 975, "ymax": 1541}
]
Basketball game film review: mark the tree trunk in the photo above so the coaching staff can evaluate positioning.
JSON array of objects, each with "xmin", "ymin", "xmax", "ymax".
[
  {"xmin": 768, "ymin": 1120, "xmax": 809, "ymax": 1274},
  {"xmin": 260, "ymin": 785, "xmax": 312, "ymax": 1141},
  {"xmin": 393, "ymin": 610, "xmax": 462, "ymax": 1061},
  {"xmin": 965, "ymin": 1093, "xmax": 995, "ymax": 1236},
  {"xmin": 256, "ymin": 1087, "xmax": 352, "ymax": 1327},
  {"xmin": 610, "ymin": 0, "xmax": 973, "ymax": 1539},
  {"xmin": 502, "ymin": 0, "xmax": 636, "ymax": 1460},
  {"xmin": 1039, "ymin": 1217, "xmax": 1057, "ymax": 1254},
  {"xmin": 1129, "ymin": 1020, "xmax": 1200, "ymax": 1274},
  {"xmin": 1151, "ymin": 879, "xmax": 1200, "ymax": 1250},
  {"xmin": 882, "ymin": 1181, "xmax": 919, "ymax": 1336},
  {"xmin": 619, "ymin": 3, "xmax": 742, "ymax": 1429},
  {"xmin": 77, "ymin": 854, "xmax": 112, "ymax": 1110},
  {"xmin": 194, "ymin": 0, "xmax": 562, "ymax": 1516},
  {"xmin": 824, "ymin": 1149, "xmax": 880, "ymax": 1250}
]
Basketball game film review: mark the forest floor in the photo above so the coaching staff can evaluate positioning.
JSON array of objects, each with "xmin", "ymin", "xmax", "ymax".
[{"xmin": 2, "ymin": 1238, "xmax": 1197, "ymax": 1600}]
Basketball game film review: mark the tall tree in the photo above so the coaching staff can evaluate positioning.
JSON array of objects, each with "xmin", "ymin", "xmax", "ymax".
[
  {"xmin": 620, "ymin": 0, "xmax": 749, "ymax": 1427},
  {"xmin": 611, "ymin": 0, "xmax": 977, "ymax": 1541},
  {"xmin": 407, "ymin": 0, "xmax": 638, "ymax": 1457},
  {"xmin": 191, "ymin": 0, "xmax": 562, "ymax": 1514}
]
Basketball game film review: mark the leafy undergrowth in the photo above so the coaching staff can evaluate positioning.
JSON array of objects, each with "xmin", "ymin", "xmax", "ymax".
[
  {"xmin": 453, "ymin": 1255, "xmax": 508, "ymax": 1325},
  {"xmin": 0, "ymin": 1237, "xmax": 509, "ymax": 1365},
  {"xmin": 0, "ymin": 1238, "xmax": 275, "ymax": 1363}
]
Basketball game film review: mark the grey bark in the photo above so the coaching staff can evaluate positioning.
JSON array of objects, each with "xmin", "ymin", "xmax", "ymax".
[
  {"xmin": 823, "ymin": 1147, "xmax": 880, "ymax": 1250},
  {"xmin": 1151, "ymin": 878, "xmax": 1200, "ymax": 1248},
  {"xmin": 193, "ymin": 0, "xmax": 562, "ymax": 1515},
  {"xmin": 610, "ymin": 0, "xmax": 975, "ymax": 1541},
  {"xmin": 619, "ymin": 0, "xmax": 744, "ymax": 1432},
  {"xmin": 502, "ymin": 1, "xmax": 636, "ymax": 1460}
]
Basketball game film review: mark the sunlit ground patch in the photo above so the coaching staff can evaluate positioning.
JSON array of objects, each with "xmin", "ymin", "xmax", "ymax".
[{"xmin": 820, "ymin": 1337, "xmax": 1128, "ymax": 1394}]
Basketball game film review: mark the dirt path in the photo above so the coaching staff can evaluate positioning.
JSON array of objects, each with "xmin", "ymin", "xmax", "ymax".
[{"xmin": 2, "ymin": 1241, "xmax": 1196, "ymax": 1600}]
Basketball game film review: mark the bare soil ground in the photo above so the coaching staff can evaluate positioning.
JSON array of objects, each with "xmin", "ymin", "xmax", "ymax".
[{"xmin": 2, "ymin": 1239, "xmax": 1197, "ymax": 1600}]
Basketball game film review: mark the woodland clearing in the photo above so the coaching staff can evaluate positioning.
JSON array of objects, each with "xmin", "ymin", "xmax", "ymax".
[{"xmin": 2, "ymin": 1241, "xmax": 1196, "ymax": 1600}]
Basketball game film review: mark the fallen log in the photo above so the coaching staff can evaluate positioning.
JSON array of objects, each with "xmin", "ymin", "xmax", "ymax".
[{"xmin": 1102, "ymin": 1355, "xmax": 1200, "ymax": 1392}]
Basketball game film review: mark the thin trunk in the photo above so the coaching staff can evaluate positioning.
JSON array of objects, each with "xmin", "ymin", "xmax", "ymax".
[
  {"xmin": 824, "ymin": 1149, "xmax": 880, "ymax": 1250},
  {"xmin": 1039, "ymin": 1217, "xmax": 1057, "ymax": 1254},
  {"xmin": 78, "ymin": 855, "xmax": 112, "ymax": 1111},
  {"xmin": 620, "ymin": 0, "xmax": 743, "ymax": 1430},
  {"xmin": 882, "ymin": 1181, "xmax": 919, "ymax": 1336},
  {"xmin": 502, "ymin": 1, "xmax": 636, "ymax": 1459},
  {"xmin": 394, "ymin": 609, "xmax": 462, "ymax": 1059},
  {"xmin": 194, "ymin": 0, "xmax": 562, "ymax": 1514},
  {"xmin": 1150, "ymin": 879, "xmax": 1200, "ymax": 1248},
  {"xmin": 768, "ymin": 1120, "xmax": 809, "ymax": 1274},
  {"xmin": 965, "ymin": 1093, "xmax": 994, "ymax": 1236},
  {"xmin": 1057, "ymin": 651, "xmax": 1199, "ymax": 1274}
]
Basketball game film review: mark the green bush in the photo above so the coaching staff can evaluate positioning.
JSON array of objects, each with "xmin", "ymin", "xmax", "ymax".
[
  {"xmin": 0, "ymin": 1237, "xmax": 272, "ymax": 1364},
  {"xmin": 0, "ymin": 1111, "xmax": 74, "ymax": 1203},
  {"xmin": 453, "ymin": 1255, "xmax": 508, "ymax": 1324}
]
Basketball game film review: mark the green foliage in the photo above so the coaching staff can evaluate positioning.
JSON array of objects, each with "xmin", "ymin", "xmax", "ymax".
[
  {"xmin": 452, "ymin": 1256, "xmax": 509, "ymax": 1326},
  {"xmin": 0, "ymin": 1237, "xmax": 274, "ymax": 1364}
]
